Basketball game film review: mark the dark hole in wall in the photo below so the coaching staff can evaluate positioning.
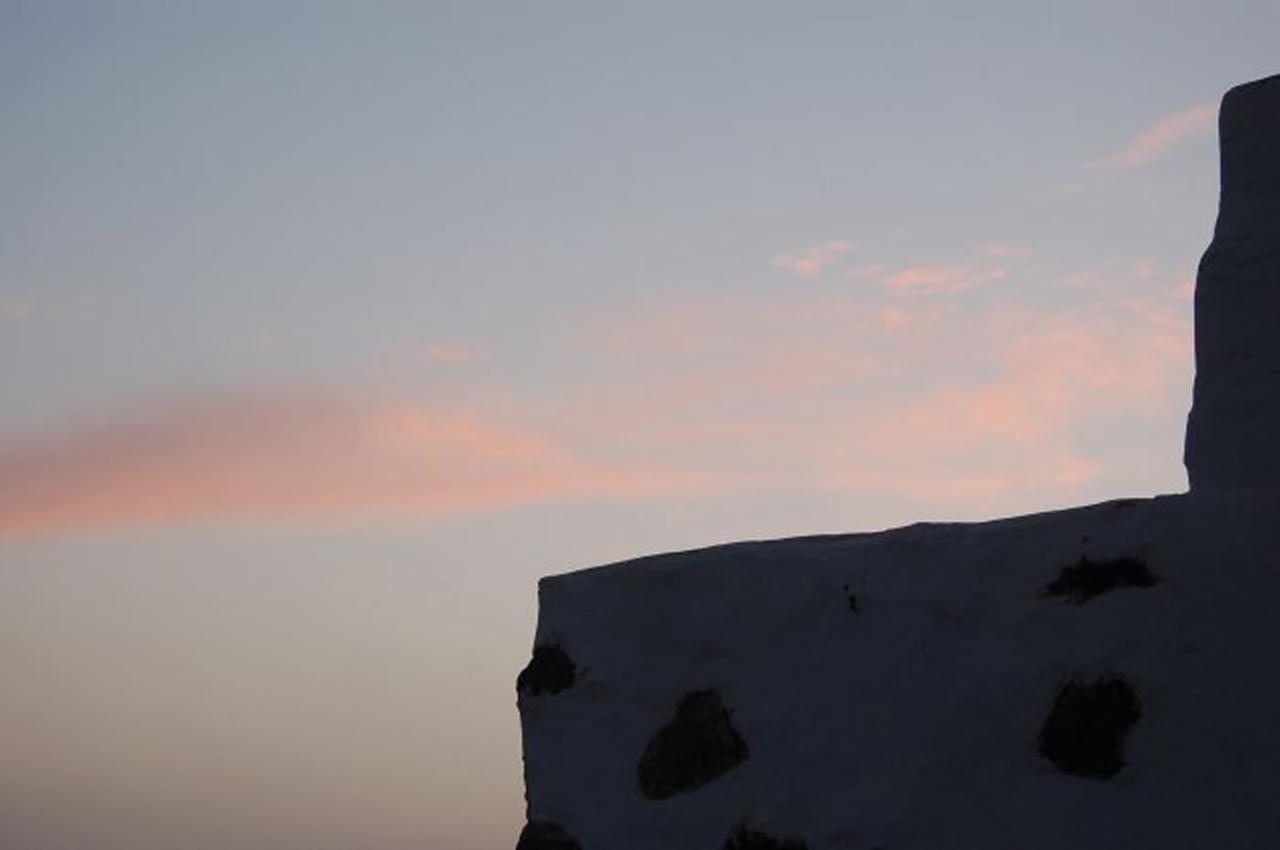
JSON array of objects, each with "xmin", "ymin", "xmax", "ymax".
[
  {"xmin": 1038, "ymin": 676, "xmax": 1141, "ymax": 779},
  {"xmin": 515, "ymin": 821, "xmax": 582, "ymax": 850},
  {"xmin": 516, "ymin": 643, "xmax": 576, "ymax": 696},
  {"xmin": 637, "ymin": 689, "xmax": 749, "ymax": 800},
  {"xmin": 722, "ymin": 823, "xmax": 809, "ymax": 850},
  {"xmin": 1043, "ymin": 556, "xmax": 1158, "ymax": 604}
]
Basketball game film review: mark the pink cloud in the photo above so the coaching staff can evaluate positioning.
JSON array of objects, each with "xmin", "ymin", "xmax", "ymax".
[
  {"xmin": 585, "ymin": 280, "xmax": 1190, "ymax": 509},
  {"xmin": 428, "ymin": 342, "xmax": 472, "ymax": 363},
  {"xmin": 1131, "ymin": 257, "xmax": 1158, "ymax": 278},
  {"xmin": 0, "ymin": 394, "xmax": 703, "ymax": 535},
  {"xmin": 880, "ymin": 264, "xmax": 1007, "ymax": 295},
  {"xmin": 1062, "ymin": 257, "xmax": 1186, "ymax": 294},
  {"xmin": 17, "ymin": 260, "xmax": 1194, "ymax": 536},
  {"xmin": 834, "ymin": 303, "xmax": 1188, "ymax": 506},
  {"xmin": 640, "ymin": 346, "xmax": 881, "ymax": 416},
  {"xmin": 824, "ymin": 450, "xmax": 1103, "ymax": 506},
  {"xmin": 1087, "ymin": 101, "xmax": 1216, "ymax": 171},
  {"xmin": 771, "ymin": 239, "xmax": 856, "ymax": 277},
  {"xmin": 875, "ymin": 305, "xmax": 912, "ymax": 331}
]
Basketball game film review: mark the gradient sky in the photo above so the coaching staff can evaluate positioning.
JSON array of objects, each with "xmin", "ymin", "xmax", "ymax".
[{"xmin": 2, "ymin": 3, "xmax": 1278, "ymax": 849}]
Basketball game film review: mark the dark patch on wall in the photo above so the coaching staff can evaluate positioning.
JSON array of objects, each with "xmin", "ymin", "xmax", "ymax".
[
  {"xmin": 517, "ymin": 643, "xmax": 576, "ymax": 696},
  {"xmin": 1038, "ymin": 676, "xmax": 1141, "ymax": 779},
  {"xmin": 722, "ymin": 823, "xmax": 809, "ymax": 850},
  {"xmin": 637, "ymin": 689, "xmax": 749, "ymax": 799},
  {"xmin": 1043, "ymin": 556, "xmax": 1158, "ymax": 604},
  {"xmin": 515, "ymin": 820, "xmax": 582, "ymax": 850},
  {"xmin": 843, "ymin": 583, "xmax": 860, "ymax": 614}
]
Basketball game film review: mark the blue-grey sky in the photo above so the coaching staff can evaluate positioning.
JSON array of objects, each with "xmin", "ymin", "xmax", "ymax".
[{"xmin": 2, "ymin": 3, "xmax": 1277, "ymax": 848}]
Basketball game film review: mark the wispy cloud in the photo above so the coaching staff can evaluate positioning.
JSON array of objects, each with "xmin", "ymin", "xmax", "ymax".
[
  {"xmin": 0, "ymin": 394, "xmax": 702, "ymax": 535},
  {"xmin": 1087, "ymin": 101, "xmax": 1216, "ymax": 171},
  {"xmin": 590, "ymin": 271, "xmax": 1190, "ymax": 509},
  {"xmin": 8, "ymin": 258, "xmax": 1195, "ymax": 535},
  {"xmin": 771, "ymin": 239, "xmax": 856, "ymax": 277},
  {"xmin": 772, "ymin": 241, "xmax": 1029, "ymax": 296},
  {"xmin": 822, "ymin": 300, "xmax": 1188, "ymax": 504},
  {"xmin": 880, "ymin": 263, "xmax": 1007, "ymax": 295},
  {"xmin": 1131, "ymin": 257, "xmax": 1158, "ymax": 278}
]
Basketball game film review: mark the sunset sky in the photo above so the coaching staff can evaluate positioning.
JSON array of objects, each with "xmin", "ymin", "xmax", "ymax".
[{"xmin": 2, "ymin": 4, "xmax": 1278, "ymax": 849}]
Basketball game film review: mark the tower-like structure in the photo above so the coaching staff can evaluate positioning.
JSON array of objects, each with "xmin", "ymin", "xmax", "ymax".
[{"xmin": 1185, "ymin": 73, "xmax": 1280, "ymax": 490}]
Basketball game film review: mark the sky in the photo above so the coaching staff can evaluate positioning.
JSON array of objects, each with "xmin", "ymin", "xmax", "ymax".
[{"xmin": 1, "ymin": 3, "xmax": 1277, "ymax": 848}]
